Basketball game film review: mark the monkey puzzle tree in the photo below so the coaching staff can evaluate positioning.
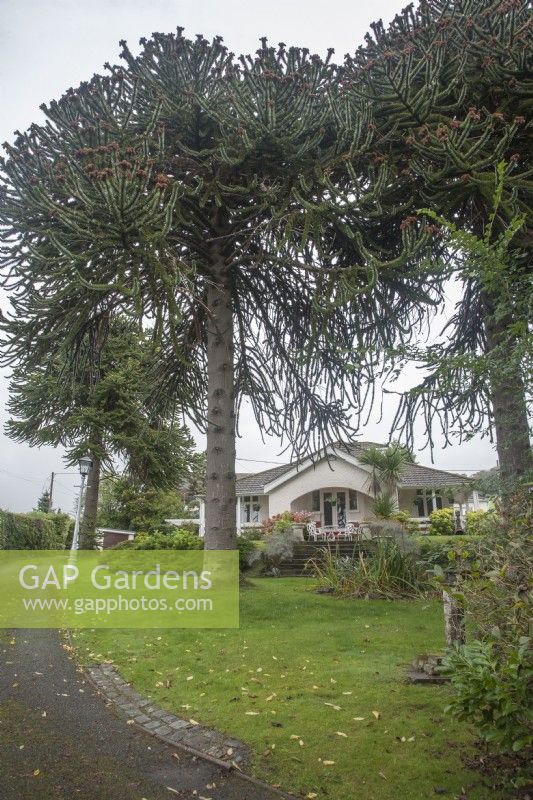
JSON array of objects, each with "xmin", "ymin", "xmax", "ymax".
[
  {"xmin": 4, "ymin": 315, "xmax": 195, "ymax": 546},
  {"xmin": 0, "ymin": 32, "xmax": 437, "ymax": 548},
  {"xmin": 343, "ymin": 0, "xmax": 532, "ymax": 484}
]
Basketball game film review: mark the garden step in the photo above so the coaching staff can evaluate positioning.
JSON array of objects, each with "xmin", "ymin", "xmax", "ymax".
[{"xmin": 270, "ymin": 541, "xmax": 377, "ymax": 577}]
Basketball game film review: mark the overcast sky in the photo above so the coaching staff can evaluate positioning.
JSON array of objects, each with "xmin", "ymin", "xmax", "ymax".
[{"xmin": 0, "ymin": 0, "xmax": 497, "ymax": 513}]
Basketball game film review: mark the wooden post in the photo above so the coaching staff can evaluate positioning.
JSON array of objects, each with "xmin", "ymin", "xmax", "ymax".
[
  {"xmin": 442, "ymin": 570, "xmax": 465, "ymax": 647},
  {"xmin": 48, "ymin": 472, "xmax": 54, "ymax": 512}
]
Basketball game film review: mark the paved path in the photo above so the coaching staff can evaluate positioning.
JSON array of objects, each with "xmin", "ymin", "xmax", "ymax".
[{"xmin": 0, "ymin": 630, "xmax": 282, "ymax": 800}]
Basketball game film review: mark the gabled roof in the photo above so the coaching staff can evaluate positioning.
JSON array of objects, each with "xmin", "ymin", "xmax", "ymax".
[
  {"xmin": 398, "ymin": 462, "xmax": 468, "ymax": 488},
  {"xmin": 235, "ymin": 441, "xmax": 470, "ymax": 495},
  {"xmin": 236, "ymin": 464, "xmax": 294, "ymax": 494}
]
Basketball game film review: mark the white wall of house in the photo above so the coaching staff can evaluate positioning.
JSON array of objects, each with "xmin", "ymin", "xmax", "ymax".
[
  {"xmin": 398, "ymin": 488, "xmax": 453, "ymax": 518},
  {"xmin": 267, "ymin": 458, "xmax": 374, "ymax": 518},
  {"xmin": 289, "ymin": 487, "xmax": 374, "ymax": 522},
  {"xmin": 237, "ymin": 494, "xmax": 269, "ymax": 530}
]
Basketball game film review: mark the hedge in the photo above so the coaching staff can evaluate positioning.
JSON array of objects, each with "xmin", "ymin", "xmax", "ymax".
[{"xmin": 0, "ymin": 509, "xmax": 71, "ymax": 550}]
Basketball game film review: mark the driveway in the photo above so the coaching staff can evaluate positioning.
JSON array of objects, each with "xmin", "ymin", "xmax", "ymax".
[{"xmin": 0, "ymin": 629, "xmax": 282, "ymax": 800}]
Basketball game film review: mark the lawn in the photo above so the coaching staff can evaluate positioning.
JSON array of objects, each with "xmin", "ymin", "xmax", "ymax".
[{"xmin": 72, "ymin": 578, "xmax": 493, "ymax": 800}]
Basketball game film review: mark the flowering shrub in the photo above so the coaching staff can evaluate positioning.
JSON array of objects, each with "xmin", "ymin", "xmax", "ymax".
[{"xmin": 261, "ymin": 510, "xmax": 312, "ymax": 536}]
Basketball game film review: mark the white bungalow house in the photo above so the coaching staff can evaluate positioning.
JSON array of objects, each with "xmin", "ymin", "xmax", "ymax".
[{"xmin": 197, "ymin": 441, "xmax": 480, "ymax": 536}]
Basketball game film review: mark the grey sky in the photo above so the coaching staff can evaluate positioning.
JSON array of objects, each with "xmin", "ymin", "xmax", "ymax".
[{"xmin": 0, "ymin": 0, "xmax": 497, "ymax": 513}]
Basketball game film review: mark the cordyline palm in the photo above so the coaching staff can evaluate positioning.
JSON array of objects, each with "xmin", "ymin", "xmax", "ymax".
[
  {"xmin": 359, "ymin": 443, "xmax": 411, "ymax": 503},
  {"xmin": 0, "ymin": 32, "xmax": 438, "ymax": 548},
  {"xmin": 342, "ymin": 0, "xmax": 533, "ymax": 484}
]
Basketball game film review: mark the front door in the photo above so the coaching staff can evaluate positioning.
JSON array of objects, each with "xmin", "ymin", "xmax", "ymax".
[{"xmin": 323, "ymin": 491, "xmax": 347, "ymax": 528}]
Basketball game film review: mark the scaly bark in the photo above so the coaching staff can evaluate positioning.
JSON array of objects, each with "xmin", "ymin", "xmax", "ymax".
[
  {"xmin": 484, "ymin": 295, "xmax": 532, "ymax": 490},
  {"xmin": 79, "ymin": 454, "xmax": 101, "ymax": 549},
  {"xmin": 204, "ymin": 270, "xmax": 236, "ymax": 550}
]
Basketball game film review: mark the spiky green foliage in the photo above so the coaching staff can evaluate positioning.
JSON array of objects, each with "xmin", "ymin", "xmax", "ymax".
[
  {"xmin": 342, "ymin": 0, "xmax": 532, "ymax": 477},
  {"xmin": 0, "ymin": 32, "xmax": 437, "ymax": 453},
  {"xmin": 392, "ymin": 167, "xmax": 532, "ymax": 459},
  {"xmin": 5, "ymin": 315, "xmax": 194, "ymax": 487},
  {"xmin": 0, "ymin": 30, "xmax": 445, "ymax": 547},
  {"xmin": 359, "ymin": 442, "xmax": 412, "ymax": 485}
]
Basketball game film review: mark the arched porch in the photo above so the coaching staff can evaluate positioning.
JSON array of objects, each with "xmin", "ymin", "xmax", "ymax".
[{"xmin": 290, "ymin": 486, "xmax": 374, "ymax": 529}]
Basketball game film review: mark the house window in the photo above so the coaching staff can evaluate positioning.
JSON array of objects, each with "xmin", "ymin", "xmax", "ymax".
[
  {"xmin": 415, "ymin": 489, "xmax": 443, "ymax": 517},
  {"xmin": 312, "ymin": 490, "xmax": 320, "ymax": 512},
  {"xmin": 349, "ymin": 490, "xmax": 358, "ymax": 510},
  {"xmin": 243, "ymin": 495, "xmax": 261, "ymax": 523}
]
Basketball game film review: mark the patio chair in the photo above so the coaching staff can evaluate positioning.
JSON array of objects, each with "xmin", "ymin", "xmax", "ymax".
[
  {"xmin": 307, "ymin": 521, "xmax": 325, "ymax": 542},
  {"xmin": 341, "ymin": 522, "xmax": 359, "ymax": 541}
]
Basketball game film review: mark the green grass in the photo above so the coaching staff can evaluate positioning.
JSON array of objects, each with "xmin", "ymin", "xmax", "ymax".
[{"xmin": 73, "ymin": 578, "xmax": 494, "ymax": 800}]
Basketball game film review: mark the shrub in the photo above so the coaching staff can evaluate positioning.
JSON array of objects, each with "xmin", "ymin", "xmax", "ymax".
[
  {"xmin": 309, "ymin": 538, "xmax": 428, "ymax": 599},
  {"xmin": 367, "ymin": 520, "xmax": 420, "ymax": 554},
  {"xmin": 372, "ymin": 493, "xmax": 395, "ymax": 519},
  {"xmin": 444, "ymin": 639, "xmax": 532, "ymax": 754},
  {"xmin": 261, "ymin": 510, "xmax": 311, "ymax": 536},
  {"xmin": 428, "ymin": 507, "xmax": 455, "ymax": 536},
  {"xmin": 391, "ymin": 510, "xmax": 418, "ymax": 534},
  {"xmin": 239, "ymin": 526, "xmax": 263, "ymax": 541},
  {"xmin": 443, "ymin": 488, "xmax": 533, "ymax": 777},
  {"xmin": 125, "ymin": 529, "xmax": 204, "ymax": 550},
  {"xmin": 263, "ymin": 527, "xmax": 301, "ymax": 567},
  {"xmin": 0, "ymin": 509, "xmax": 70, "ymax": 549},
  {"xmin": 416, "ymin": 535, "xmax": 481, "ymax": 570},
  {"xmin": 29, "ymin": 511, "xmax": 72, "ymax": 545},
  {"xmin": 465, "ymin": 509, "xmax": 495, "ymax": 536},
  {"xmin": 237, "ymin": 537, "xmax": 260, "ymax": 570}
]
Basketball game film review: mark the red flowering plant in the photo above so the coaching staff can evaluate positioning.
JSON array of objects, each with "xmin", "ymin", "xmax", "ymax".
[{"xmin": 261, "ymin": 510, "xmax": 312, "ymax": 536}]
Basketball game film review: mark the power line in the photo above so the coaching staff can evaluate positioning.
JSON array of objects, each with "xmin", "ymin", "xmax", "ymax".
[
  {"xmin": 236, "ymin": 457, "xmax": 286, "ymax": 465},
  {"xmin": 0, "ymin": 467, "xmax": 43, "ymax": 485}
]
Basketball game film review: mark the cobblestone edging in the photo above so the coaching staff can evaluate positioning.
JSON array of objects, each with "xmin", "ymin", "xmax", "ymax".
[{"xmin": 86, "ymin": 663, "xmax": 249, "ymax": 767}]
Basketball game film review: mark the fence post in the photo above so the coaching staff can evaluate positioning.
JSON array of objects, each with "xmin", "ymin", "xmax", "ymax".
[{"xmin": 442, "ymin": 570, "xmax": 465, "ymax": 647}]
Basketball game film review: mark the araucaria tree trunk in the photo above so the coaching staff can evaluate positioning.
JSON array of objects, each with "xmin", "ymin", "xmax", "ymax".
[
  {"xmin": 79, "ymin": 455, "xmax": 101, "ymax": 549},
  {"xmin": 205, "ymin": 273, "xmax": 236, "ymax": 550},
  {"xmin": 484, "ymin": 300, "xmax": 532, "ymax": 489}
]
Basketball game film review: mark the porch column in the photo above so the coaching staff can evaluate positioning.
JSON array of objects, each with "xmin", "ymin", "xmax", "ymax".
[
  {"xmin": 236, "ymin": 496, "xmax": 241, "ymax": 536},
  {"xmin": 472, "ymin": 489, "xmax": 480, "ymax": 511}
]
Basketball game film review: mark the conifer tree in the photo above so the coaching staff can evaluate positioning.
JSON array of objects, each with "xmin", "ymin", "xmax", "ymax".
[
  {"xmin": 0, "ymin": 32, "xmax": 437, "ymax": 548},
  {"xmin": 344, "ymin": 0, "xmax": 532, "ymax": 483},
  {"xmin": 35, "ymin": 489, "xmax": 51, "ymax": 513},
  {"xmin": 4, "ymin": 315, "xmax": 195, "ymax": 546}
]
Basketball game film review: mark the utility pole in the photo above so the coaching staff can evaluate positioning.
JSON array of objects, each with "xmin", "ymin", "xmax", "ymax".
[{"xmin": 48, "ymin": 472, "xmax": 55, "ymax": 512}]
